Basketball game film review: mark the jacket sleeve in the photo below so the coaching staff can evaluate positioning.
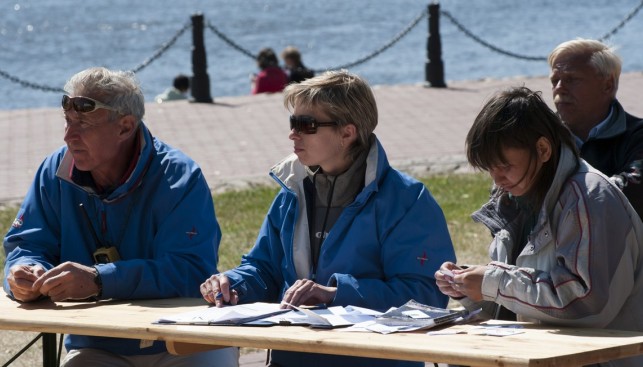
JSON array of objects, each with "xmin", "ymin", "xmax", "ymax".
[
  {"xmin": 329, "ymin": 183, "xmax": 456, "ymax": 311},
  {"xmin": 614, "ymin": 159, "xmax": 643, "ymax": 220},
  {"xmin": 224, "ymin": 191, "xmax": 290, "ymax": 303},
  {"xmin": 3, "ymin": 156, "xmax": 62, "ymax": 296},
  {"xmin": 98, "ymin": 170, "xmax": 220, "ymax": 300},
  {"xmin": 481, "ymin": 177, "xmax": 639, "ymax": 327},
  {"xmin": 607, "ymin": 112, "xmax": 643, "ymax": 219}
]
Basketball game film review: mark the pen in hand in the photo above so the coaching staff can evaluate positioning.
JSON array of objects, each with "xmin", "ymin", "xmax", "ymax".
[
  {"xmin": 214, "ymin": 279, "xmax": 244, "ymax": 306},
  {"xmin": 215, "ymin": 291, "xmax": 230, "ymax": 301}
]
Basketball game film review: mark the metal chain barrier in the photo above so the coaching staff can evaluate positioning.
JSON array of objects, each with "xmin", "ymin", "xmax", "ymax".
[
  {"xmin": 0, "ymin": 22, "xmax": 191, "ymax": 93},
  {"xmin": 129, "ymin": 21, "xmax": 192, "ymax": 73},
  {"xmin": 0, "ymin": 68, "xmax": 65, "ymax": 93},
  {"xmin": 3, "ymin": 2, "xmax": 643, "ymax": 93},
  {"xmin": 442, "ymin": 0, "xmax": 643, "ymax": 62},
  {"xmin": 598, "ymin": 0, "xmax": 643, "ymax": 41},
  {"xmin": 440, "ymin": 10, "xmax": 547, "ymax": 61},
  {"xmin": 206, "ymin": 22, "xmax": 257, "ymax": 59},
  {"xmin": 206, "ymin": 8, "xmax": 427, "ymax": 72},
  {"xmin": 320, "ymin": 8, "xmax": 427, "ymax": 71}
]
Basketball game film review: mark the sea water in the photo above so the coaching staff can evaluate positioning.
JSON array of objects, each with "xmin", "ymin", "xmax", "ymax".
[{"xmin": 1, "ymin": 0, "xmax": 641, "ymax": 110}]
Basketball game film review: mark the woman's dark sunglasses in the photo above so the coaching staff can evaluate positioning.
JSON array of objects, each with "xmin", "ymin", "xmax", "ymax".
[
  {"xmin": 289, "ymin": 115, "xmax": 339, "ymax": 134},
  {"xmin": 62, "ymin": 95, "xmax": 119, "ymax": 114}
]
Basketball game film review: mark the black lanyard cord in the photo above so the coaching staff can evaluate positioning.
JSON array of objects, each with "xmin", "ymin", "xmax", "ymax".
[
  {"xmin": 311, "ymin": 173, "xmax": 337, "ymax": 280},
  {"xmin": 79, "ymin": 203, "xmax": 104, "ymax": 250}
]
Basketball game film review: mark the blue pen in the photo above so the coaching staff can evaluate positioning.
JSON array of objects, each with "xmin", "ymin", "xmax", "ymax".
[{"xmin": 214, "ymin": 278, "xmax": 244, "ymax": 302}]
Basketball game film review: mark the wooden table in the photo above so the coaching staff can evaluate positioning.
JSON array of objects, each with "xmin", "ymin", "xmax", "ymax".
[{"xmin": 1, "ymin": 292, "xmax": 643, "ymax": 367}]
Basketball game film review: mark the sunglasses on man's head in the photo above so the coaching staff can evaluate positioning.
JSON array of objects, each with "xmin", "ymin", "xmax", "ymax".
[
  {"xmin": 289, "ymin": 115, "xmax": 339, "ymax": 134},
  {"xmin": 62, "ymin": 95, "xmax": 119, "ymax": 114}
]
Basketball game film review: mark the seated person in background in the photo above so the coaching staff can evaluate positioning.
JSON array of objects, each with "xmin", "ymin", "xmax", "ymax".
[
  {"xmin": 202, "ymin": 70, "xmax": 456, "ymax": 367},
  {"xmin": 548, "ymin": 38, "xmax": 643, "ymax": 219},
  {"xmin": 155, "ymin": 73, "xmax": 190, "ymax": 103},
  {"xmin": 251, "ymin": 47, "xmax": 288, "ymax": 94},
  {"xmin": 3, "ymin": 67, "xmax": 238, "ymax": 367},
  {"xmin": 281, "ymin": 45, "xmax": 315, "ymax": 84},
  {"xmin": 436, "ymin": 86, "xmax": 643, "ymax": 367}
]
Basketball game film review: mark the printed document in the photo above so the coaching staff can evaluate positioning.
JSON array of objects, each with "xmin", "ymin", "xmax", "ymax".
[
  {"xmin": 155, "ymin": 302, "xmax": 289, "ymax": 325},
  {"xmin": 250, "ymin": 303, "xmax": 381, "ymax": 328},
  {"xmin": 155, "ymin": 302, "xmax": 380, "ymax": 329}
]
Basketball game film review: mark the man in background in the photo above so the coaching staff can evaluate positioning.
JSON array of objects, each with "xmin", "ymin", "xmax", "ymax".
[{"xmin": 548, "ymin": 38, "xmax": 643, "ymax": 218}]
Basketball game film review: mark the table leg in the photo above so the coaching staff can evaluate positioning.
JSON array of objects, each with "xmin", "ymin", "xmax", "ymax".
[{"xmin": 41, "ymin": 333, "xmax": 57, "ymax": 367}]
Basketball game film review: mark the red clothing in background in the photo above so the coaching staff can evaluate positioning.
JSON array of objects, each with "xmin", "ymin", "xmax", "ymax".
[{"xmin": 252, "ymin": 66, "xmax": 288, "ymax": 94}]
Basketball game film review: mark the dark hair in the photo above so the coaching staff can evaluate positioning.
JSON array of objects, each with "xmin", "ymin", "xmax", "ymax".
[
  {"xmin": 173, "ymin": 74, "xmax": 190, "ymax": 91},
  {"xmin": 466, "ymin": 86, "xmax": 578, "ymax": 207},
  {"xmin": 256, "ymin": 48, "xmax": 279, "ymax": 69}
]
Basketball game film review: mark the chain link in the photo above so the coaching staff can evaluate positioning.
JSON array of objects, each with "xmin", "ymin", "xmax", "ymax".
[
  {"xmin": 442, "ymin": 0, "xmax": 643, "ymax": 62},
  {"xmin": 0, "ymin": 68, "xmax": 65, "ymax": 93},
  {"xmin": 206, "ymin": 8, "xmax": 427, "ymax": 72},
  {"xmin": 2, "ymin": 2, "xmax": 643, "ymax": 93},
  {"xmin": 206, "ymin": 22, "xmax": 256, "ymax": 59},
  {"xmin": 440, "ymin": 10, "xmax": 547, "ymax": 61},
  {"xmin": 320, "ymin": 8, "xmax": 427, "ymax": 71},
  {"xmin": 129, "ymin": 21, "xmax": 192, "ymax": 73},
  {"xmin": 0, "ymin": 22, "xmax": 191, "ymax": 93},
  {"xmin": 599, "ymin": 0, "xmax": 643, "ymax": 42}
]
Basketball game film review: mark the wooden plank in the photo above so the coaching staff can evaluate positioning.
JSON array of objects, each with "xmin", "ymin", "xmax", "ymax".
[{"xmin": 1, "ymin": 292, "xmax": 643, "ymax": 366}]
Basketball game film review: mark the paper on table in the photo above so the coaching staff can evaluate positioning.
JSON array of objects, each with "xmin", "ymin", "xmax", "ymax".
[
  {"xmin": 155, "ymin": 302, "xmax": 289, "ymax": 325},
  {"xmin": 346, "ymin": 299, "xmax": 473, "ymax": 334},
  {"xmin": 250, "ymin": 303, "xmax": 381, "ymax": 328}
]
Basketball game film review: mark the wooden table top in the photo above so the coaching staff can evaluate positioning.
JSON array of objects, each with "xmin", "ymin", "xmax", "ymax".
[{"xmin": 1, "ymin": 291, "xmax": 643, "ymax": 367}]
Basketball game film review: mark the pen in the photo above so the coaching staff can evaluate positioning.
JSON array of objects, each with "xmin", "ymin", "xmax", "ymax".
[{"xmin": 214, "ymin": 278, "xmax": 244, "ymax": 301}]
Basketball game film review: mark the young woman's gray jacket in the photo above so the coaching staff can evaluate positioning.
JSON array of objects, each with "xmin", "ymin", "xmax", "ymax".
[{"xmin": 462, "ymin": 145, "xmax": 643, "ymax": 367}]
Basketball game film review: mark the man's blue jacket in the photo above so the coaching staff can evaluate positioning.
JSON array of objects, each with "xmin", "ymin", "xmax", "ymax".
[
  {"xmin": 225, "ymin": 137, "xmax": 456, "ymax": 367},
  {"xmin": 3, "ymin": 123, "xmax": 220, "ymax": 355}
]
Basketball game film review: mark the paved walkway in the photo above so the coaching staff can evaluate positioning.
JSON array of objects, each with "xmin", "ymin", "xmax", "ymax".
[
  {"xmin": 2, "ymin": 72, "xmax": 642, "ymax": 366},
  {"xmin": 2, "ymin": 72, "xmax": 641, "ymax": 206}
]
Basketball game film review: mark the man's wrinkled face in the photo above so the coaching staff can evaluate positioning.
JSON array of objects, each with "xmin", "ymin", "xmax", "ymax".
[
  {"xmin": 63, "ymin": 100, "xmax": 122, "ymax": 174},
  {"xmin": 549, "ymin": 54, "xmax": 614, "ymax": 135}
]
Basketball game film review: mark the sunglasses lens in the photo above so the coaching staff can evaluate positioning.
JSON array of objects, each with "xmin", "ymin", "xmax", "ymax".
[
  {"xmin": 62, "ymin": 95, "xmax": 98, "ymax": 113},
  {"xmin": 75, "ymin": 97, "xmax": 97, "ymax": 113},
  {"xmin": 62, "ymin": 95, "xmax": 72, "ymax": 111},
  {"xmin": 290, "ymin": 116, "xmax": 317, "ymax": 134}
]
